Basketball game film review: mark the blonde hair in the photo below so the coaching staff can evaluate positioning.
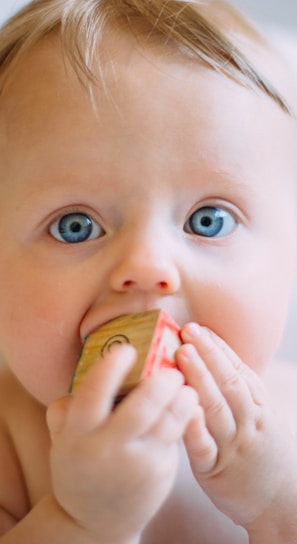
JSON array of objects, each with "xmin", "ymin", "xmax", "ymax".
[{"xmin": 0, "ymin": 0, "xmax": 290, "ymax": 113}]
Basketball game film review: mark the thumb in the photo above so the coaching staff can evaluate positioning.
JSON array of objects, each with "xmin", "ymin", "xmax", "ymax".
[{"xmin": 46, "ymin": 396, "xmax": 71, "ymax": 439}]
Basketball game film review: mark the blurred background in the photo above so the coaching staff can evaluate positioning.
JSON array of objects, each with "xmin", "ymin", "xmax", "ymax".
[
  {"xmin": 0, "ymin": 0, "xmax": 27, "ymax": 23},
  {"xmin": 236, "ymin": 0, "xmax": 297, "ymax": 28},
  {"xmin": 0, "ymin": 0, "xmax": 296, "ymax": 361}
]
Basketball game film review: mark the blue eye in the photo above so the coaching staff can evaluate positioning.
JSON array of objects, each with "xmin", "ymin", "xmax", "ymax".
[
  {"xmin": 49, "ymin": 213, "xmax": 103, "ymax": 243},
  {"xmin": 187, "ymin": 206, "xmax": 236, "ymax": 238}
]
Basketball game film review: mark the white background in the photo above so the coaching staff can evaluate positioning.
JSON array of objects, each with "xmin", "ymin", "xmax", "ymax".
[
  {"xmin": 0, "ymin": 0, "xmax": 28, "ymax": 23},
  {"xmin": 237, "ymin": 0, "xmax": 297, "ymax": 28}
]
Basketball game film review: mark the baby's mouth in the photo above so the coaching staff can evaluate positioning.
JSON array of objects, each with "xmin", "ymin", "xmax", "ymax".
[{"xmin": 72, "ymin": 309, "xmax": 181, "ymax": 402}]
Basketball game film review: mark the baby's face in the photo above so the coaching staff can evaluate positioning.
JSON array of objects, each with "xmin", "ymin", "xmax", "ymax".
[{"xmin": 0, "ymin": 35, "xmax": 296, "ymax": 405}]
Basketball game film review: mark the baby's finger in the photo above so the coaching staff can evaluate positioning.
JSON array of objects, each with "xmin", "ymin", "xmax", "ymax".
[
  {"xmin": 145, "ymin": 385, "xmax": 198, "ymax": 445},
  {"xmin": 180, "ymin": 324, "xmax": 261, "ymax": 425},
  {"xmin": 198, "ymin": 327, "xmax": 266, "ymax": 407},
  {"xmin": 183, "ymin": 407, "xmax": 218, "ymax": 474},
  {"xmin": 177, "ymin": 343, "xmax": 236, "ymax": 444},
  {"xmin": 109, "ymin": 368, "xmax": 186, "ymax": 440},
  {"xmin": 182, "ymin": 323, "xmax": 266, "ymax": 407},
  {"xmin": 47, "ymin": 396, "xmax": 71, "ymax": 438},
  {"xmin": 66, "ymin": 344, "xmax": 137, "ymax": 434}
]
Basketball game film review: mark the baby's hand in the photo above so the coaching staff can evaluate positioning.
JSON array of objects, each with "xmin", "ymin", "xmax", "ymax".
[
  {"xmin": 177, "ymin": 323, "xmax": 297, "ymax": 533},
  {"xmin": 46, "ymin": 344, "xmax": 197, "ymax": 543}
]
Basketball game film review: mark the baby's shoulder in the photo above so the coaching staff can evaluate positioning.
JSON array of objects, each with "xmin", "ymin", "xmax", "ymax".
[
  {"xmin": 263, "ymin": 359, "xmax": 297, "ymax": 388},
  {"xmin": 0, "ymin": 364, "xmax": 50, "ymax": 521},
  {"xmin": 0, "ymin": 365, "xmax": 32, "ymax": 527},
  {"xmin": 0, "ymin": 363, "xmax": 48, "ymax": 445},
  {"xmin": 0, "ymin": 364, "xmax": 33, "ymax": 424}
]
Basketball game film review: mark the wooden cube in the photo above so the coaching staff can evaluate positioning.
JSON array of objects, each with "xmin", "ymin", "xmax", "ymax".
[{"xmin": 71, "ymin": 309, "xmax": 181, "ymax": 402}]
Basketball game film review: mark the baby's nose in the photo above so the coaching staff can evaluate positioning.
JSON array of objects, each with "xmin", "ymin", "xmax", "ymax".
[{"xmin": 109, "ymin": 241, "xmax": 181, "ymax": 294}]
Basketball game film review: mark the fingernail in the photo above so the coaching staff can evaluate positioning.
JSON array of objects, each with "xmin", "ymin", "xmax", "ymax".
[{"xmin": 183, "ymin": 323, "xmax": 201, "ymax": 339}]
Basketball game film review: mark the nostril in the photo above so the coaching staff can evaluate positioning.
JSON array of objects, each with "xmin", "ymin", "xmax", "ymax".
[
  {"xmin": 123, "ymin": 280, "xmax": 134, "ymax": 288},
  {"xmin": 111, "ymin": 262, "xmax": 181, "ymax": 293},
  {"xmin": 121, "ymin": 279, "xmax": 169, "ymax": 290},
  {"xmin": 159, "ymin": 281, "xmax": 168, "ymax": 289}
]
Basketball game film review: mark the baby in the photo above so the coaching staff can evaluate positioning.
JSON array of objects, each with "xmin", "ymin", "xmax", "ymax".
[{"xmin": 0, "ymin": 0, "xmax": 296, "ymax": 542}]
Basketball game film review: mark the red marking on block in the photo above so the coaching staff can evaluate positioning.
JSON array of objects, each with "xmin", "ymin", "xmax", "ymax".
[{"xmin": 71, "ymin": 309, "xmax": 181, "ymax": 402}]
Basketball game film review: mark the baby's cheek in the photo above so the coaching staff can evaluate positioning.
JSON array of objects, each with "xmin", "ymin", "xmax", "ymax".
[
  {"xmin": 223, "ymin": 303, "xmax": 286, "ymax": 373},
  {"xmin": 2, "ymin": 320, "xmax": 81, "ymax": 405}
]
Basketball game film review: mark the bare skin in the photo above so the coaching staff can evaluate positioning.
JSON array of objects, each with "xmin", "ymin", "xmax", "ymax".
[
  {"xmin": 1, "ymin": 354, "xmax": 297, "ymax": 543},
  {"xmin": 0, "ymin": 29, "xmax": 296, "ymax": 544}
]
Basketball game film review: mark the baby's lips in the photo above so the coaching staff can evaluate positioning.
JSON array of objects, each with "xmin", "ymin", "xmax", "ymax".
[{"xmin": 71, "ymin": 309, "xmax": 182, "ymax": 403}]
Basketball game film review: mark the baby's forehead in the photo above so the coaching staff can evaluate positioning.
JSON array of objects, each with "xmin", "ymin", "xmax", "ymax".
[
  {"xmin": 1, "ymin": 29, "xmax": 296, "ymax": 146},
  {"xmin": 0, "ymin": 0, "xmax": 294, "ymax": 116},
  {"xmin": 0, "ymin": 30, "xmax": 296, "ymax": 211},
  {"xmin": 0, "ymin": 0, "xmax": 296, "ymax": 160},
  {"xmin": 3, "ymin": 32, "xmax": 296, "ymax": 146}
]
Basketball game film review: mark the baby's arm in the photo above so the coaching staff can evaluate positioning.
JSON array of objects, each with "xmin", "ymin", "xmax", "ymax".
[
  {"xmin": 177, "ymin": 324, "xmax": 297, "ymax": 543},
  {"xmin": 0, "ymin": 344, "xmax": 196, "ymax": 543}
]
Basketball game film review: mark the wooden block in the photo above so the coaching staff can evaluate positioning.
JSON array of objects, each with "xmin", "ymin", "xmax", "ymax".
[{"xmin": 71, "ymin": 309, "xmax": 181, "ymax": 402}]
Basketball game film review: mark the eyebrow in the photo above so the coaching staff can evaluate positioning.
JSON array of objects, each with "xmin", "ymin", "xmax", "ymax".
[{"xmin": 194, "ymin": 162, "xmax": 271, "ymax": 204}]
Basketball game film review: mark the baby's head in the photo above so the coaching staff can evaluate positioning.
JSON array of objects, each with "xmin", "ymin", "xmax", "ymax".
[
  {"xmin": 0, "ymin": 0, "xmax": 296, "ymax": 405},
  {"xmin": 0, "ymin": 0, "xmax": 295, "ymax": 108}
]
